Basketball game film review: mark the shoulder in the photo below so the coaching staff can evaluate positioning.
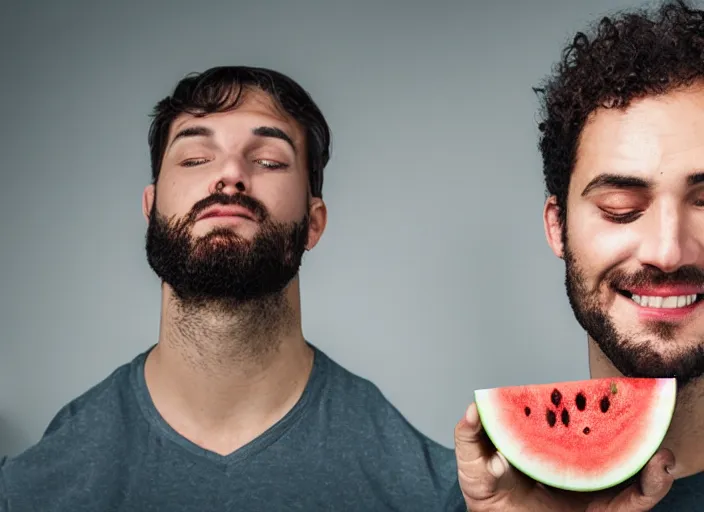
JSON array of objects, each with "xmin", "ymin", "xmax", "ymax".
[
  {"xmin": 311, "ymin": 345, "xmax": 466, "ymax": 511},
  {"xmin": 0, "ymin": 460, "xmax": 6, "ymax": 512},
  {"xmin": 313, "ymin": 345, "xmax": 456, "ymax": 458},
  {"xmin": 0, "ymin": 351, "xmax": 147, "ymax": 497},
  {"xmin": 656, "ymin": 471, "xmax": 704, "ymax": 509},
  {"xmin": 314, "ymin": 346, "xmax": 405, "ymax": 417},
  {"xmin": 41, "ymin": 352, "xmax": 142, "ymax": 440}
]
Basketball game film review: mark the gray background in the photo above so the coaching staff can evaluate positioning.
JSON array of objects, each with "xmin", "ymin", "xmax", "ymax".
[{"xmin": 0, "ymin": 0, "xmax": 658, "ymax": 457}]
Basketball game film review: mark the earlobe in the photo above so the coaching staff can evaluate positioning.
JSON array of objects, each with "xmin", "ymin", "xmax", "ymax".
[
  {"xmin": 543, "ymin": 196, "xmax": 565, "ymax": 259},
  {"xmin": 142, "ymin": 184, "xmax": 155, "ymax": 223},
  {"xmin": 305, "ymin": 198, "xmax": 328, "ymax": 250}
]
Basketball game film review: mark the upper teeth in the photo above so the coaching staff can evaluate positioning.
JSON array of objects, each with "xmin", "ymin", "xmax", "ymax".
[{"xmin": 631, "ymin": 294, "xmax": 697, "ymax": 308}]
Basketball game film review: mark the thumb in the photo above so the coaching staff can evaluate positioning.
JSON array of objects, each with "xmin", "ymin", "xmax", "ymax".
[
  {"xmin": 605, "ymin": 449, "xmax": 675, "ymax": 511},
  {"xmin": 454, "ymin": 403, "xmax": 523, "ymax": 499}
]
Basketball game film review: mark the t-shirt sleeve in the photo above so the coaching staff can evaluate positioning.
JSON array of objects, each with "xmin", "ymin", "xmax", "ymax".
[{"xmin": 443, "ymin": 483, "xmax": 467, "ymax": 511}]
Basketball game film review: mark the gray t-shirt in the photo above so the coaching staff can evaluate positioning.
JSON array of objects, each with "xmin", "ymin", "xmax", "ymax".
[
  {"xmin": 0, "ymin": 344, "xmax": 466, "ymax": 511},
  {"xmin": 652, "ymin": 471, "xmax": 703, "ymax": 511}
]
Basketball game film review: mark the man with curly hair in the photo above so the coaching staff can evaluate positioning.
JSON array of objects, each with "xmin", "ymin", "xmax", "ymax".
[{"xmin": 454, "ymin": 1, "xmax": 704, "ymax": 510}]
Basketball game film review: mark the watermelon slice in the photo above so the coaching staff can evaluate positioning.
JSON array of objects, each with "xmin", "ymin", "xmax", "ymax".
[{"xmin": 474, "ymin": 377, "xmax": 677, "ymax": 492}]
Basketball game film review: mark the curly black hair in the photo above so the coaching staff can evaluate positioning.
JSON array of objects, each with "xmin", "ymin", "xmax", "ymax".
[{"xmin": 535, "ymin": 0, "xmax": 704, "ymax": 226}]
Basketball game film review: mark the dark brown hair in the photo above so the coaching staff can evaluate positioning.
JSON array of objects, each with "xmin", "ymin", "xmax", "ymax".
[{"xmin": 148, "ymin": 66, "xmax": 332, "ymax": 198}]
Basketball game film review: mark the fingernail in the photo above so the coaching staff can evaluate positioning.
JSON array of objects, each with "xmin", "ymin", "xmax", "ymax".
[{"xmin": 488, "ymin": 452, "xmax": 507, "ymax": 478}]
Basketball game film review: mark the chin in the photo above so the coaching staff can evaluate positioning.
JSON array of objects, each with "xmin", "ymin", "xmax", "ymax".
[{"xmin": 196, "ymin": 225, "xmax": 256, "ymax": 241}]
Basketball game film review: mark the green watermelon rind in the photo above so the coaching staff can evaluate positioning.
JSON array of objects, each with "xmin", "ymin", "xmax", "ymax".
[{"xmin": 473, "ymin": 378, "xmax": 677, "ymax": 493}]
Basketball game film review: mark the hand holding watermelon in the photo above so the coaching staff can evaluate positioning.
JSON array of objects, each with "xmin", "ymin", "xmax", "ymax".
[{"xmin": 454, "ymin": 377, "xmax": 678, "ymax": 511}]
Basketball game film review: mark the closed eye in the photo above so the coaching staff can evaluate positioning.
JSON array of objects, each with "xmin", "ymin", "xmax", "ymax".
[
  {"xmin": 181, "ymin": 158, "xmax": 210, "ymax": 167},
  {"xmin": 255, "ymin": 159, "xmax": 288, "ymax": 170},
  {"xmin": 599, "ymin": 208, "xmax": 643, "ymax": 224}
]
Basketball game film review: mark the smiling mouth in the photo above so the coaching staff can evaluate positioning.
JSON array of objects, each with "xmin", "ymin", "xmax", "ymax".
[{"xmin": 617, "ymin": 290, "xmax": 704, "ymax": 308}]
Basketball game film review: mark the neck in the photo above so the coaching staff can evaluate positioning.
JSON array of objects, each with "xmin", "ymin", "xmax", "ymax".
[
  {"xmin": 144, "ymin": 277, "xmax": 314, "ymax": 456},
  {"xmin": 588, "ymin": 339, "xmax": 704, "ymax": 479}
]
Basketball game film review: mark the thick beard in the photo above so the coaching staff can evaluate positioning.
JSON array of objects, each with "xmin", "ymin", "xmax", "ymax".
[
  {"xmin": 563, "ymin": 235, "xmax": 704, "ymax": 389},
  {"xmin": 145, "ymin": 193, "xmax": 309, "ymax": 310}
]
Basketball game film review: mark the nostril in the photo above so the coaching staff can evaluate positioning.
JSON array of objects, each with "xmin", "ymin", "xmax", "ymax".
[{"xmin": 235, "ymin": 181, "xmax": 245, "ymax": 192}]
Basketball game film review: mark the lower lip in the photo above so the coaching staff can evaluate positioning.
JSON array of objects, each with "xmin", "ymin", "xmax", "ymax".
[
  {"xmin": 625, "ymin": 296, "xmax": 702, "ymax": 322},
  {"xmin": 200, "ymin": 215, "xmax": 253, "ymax": 223}
]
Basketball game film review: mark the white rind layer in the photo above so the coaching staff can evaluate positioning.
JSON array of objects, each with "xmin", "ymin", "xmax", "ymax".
[{"xmin": 474, "ymin": 378, "xmax": 677, "ymax": 492}]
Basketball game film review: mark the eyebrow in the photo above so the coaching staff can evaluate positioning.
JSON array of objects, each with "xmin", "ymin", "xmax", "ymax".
[
  {"xmin": 252, "ymin": 126, "xmax": 297, "ymax": 154},
  {"xmin": 581, "ymin": 171, "xmax": 704, "ymax": 196},
  {"xmin": 687, "ymin": 172, "xmax": 704, "ymax": 186},
  {"xmin": 168, "ymin": 126, "xmax": 214, "ymax": 149},
  {"xmin": 167, "ymin": 125, "xmax": 297, "ymax": 153},
  {"xmin": 581, "ymin": 174, "xmax": 650, "ymax": 196}
]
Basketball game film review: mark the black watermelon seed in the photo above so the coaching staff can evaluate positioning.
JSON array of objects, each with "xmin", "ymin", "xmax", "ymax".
[
  {"xmin": 575, "ymin": 392, "xmax": 587, "ymax": 411},
  {"xmin": 546, "ymin": 409, "xmax": 557, "ymax": 427},
  {"xmin": 524, "ymin": 407, "xmax": 531, "ymax": 417},
  {"xmin": 600, "ymin": 396, "xmax": 611, "ymax": 413},
  {"xmin": 550, "ymin": 389, "xmax": 562, "ymax": 407},
  {"xmin": 583, "ymin": 427, "xmax": 591, "ymax": 435},
  {"xmin": 561, "ymin": 408, "xmax": 570, "ymax": 427}
]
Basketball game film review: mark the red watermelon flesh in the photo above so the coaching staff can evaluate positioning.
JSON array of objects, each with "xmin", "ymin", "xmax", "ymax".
[{"xmin": 474, "ymin": 377, "xmax": 677, "ymax": 492}]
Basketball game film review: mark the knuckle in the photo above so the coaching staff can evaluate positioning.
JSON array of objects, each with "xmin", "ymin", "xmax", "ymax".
[
  {"xmin": 628, "ymin": 496, "xmax": 656, "ymax": 511},
  {"xmin": 457, "ymin": 464, "xmax": 497, "ymax": 501},
  {"xmin": 454, "ymin": 417, "xmax": 480, "ymax": 441}
]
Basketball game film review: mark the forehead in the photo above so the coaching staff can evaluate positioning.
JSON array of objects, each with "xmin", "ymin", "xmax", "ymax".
[
  {"xmin": 572, "ymin": 85, "xmax": 704, "ymax": 191},
  {"xmin": 167, "ymin": 88, "xmax": 305, "ymax": 147}
]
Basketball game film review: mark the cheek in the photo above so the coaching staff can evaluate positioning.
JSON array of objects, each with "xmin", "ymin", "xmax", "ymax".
[
  {"xmin": 568, "ymin": 210, "xmax": 641, "ymax": 273},
  {"xmin": 156, "ymin": 177, "xmax": 205, "ymax": 218},
  {"xmin": 256, "ymin": 176, "xmax": 309, "ymax": 221}
]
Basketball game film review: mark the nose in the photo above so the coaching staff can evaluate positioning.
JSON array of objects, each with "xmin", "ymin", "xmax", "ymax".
[
  {"xmin": 209, "ymin": 156, "xmax": 250, "ymax": 195},
  {"xmin": 635, "ymin": 200, "xmax": 702, "ymax": 273}
]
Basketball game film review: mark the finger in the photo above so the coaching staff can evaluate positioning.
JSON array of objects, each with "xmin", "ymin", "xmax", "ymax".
[
  {"xmin": 605, "ymin": 448, "xmax": 675, "ymax": 511},
  {"xmin": 454, "ymin": 403, "xmax": 491, "ymax": 466},
  {"xmin": 454, "ymin": 403, "xmax": 522, "ymax": 500}
]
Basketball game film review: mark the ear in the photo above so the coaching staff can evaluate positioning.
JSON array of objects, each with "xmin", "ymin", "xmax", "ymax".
[
  {"xmin": 142, "ymin": 184, "xmax": 155, "ymax": 223},
  {"xmin": 305, "ymin": 197, "xmax": 328, "ymax": 250},
  {"xmin": 543, "ymin": 195, "xmax": 565, "ymax": 259}
]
